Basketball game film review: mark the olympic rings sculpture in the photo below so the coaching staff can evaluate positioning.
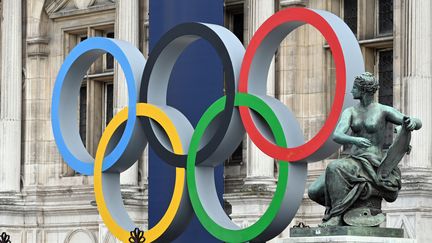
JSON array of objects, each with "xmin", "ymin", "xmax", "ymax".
[{"xmin": 52, "ymin": 8, "xmax": 364, "ymax": 243}]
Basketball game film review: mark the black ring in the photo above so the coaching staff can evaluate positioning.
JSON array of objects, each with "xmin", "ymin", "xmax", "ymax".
[{"xmin": 139, "ymin": 22, "xmax": 245, "ymax": 167}]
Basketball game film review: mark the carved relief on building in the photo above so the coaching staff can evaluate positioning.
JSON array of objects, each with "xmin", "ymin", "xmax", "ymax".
[{"xmin": 45, "ymin": 0, "xmax": 115, "ymax": 19}]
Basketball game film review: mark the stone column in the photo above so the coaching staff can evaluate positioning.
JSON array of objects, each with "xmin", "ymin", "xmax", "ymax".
[
  {"xmin": 0, "ymin": 0, "xmax": 23, "ymax": 192},
  {"xmin": 276, "ymin": 1, "xmax": 330, "ymax": 232},
  {"xmin": 115, "ymin": 0, "xmax": 140, "ymax": 186},
  {"xmin": 23, "ymin": 37, "xmax": 50, "ymax": 186},
  {"xmin": 384, "ymin": 1, "xmax": 432, "ymax": 242},
  {"xmin": 139, "ymin": 0, "xmax": 150, "ymax": 186},
  {"xmin": 244, "ymin": 0, "xmax": 276, "ymax": 186},
  {"xmin": 399, "ymin": 0, "xmax": 432, "ymax": 169},
  {"xmin": 21, "ymin": 0, "xmax": 53, "ymax": 188}
]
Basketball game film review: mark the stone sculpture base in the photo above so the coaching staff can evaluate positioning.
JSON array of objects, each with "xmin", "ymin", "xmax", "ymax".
[
  {"xmin": 282, "ymin": 235, "xmax": 415, "ymax": 243},
  {"xmin": 281, "ymin": 226, "xmax": 415, "ymax": 243}
]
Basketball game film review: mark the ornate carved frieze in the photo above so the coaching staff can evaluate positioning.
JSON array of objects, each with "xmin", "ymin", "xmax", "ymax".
[{"xmin": 45, "ymin": 0, "xmax": 115, "ymax": 19}]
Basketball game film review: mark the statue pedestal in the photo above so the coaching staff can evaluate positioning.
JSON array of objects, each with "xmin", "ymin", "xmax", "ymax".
[
  {"xmin": 282, "ymin": 236, "xmax": 415, "ymax": 243},
  {"xmin": 281, "ymin": 226, "xmax": 415, "ymax": 243}
]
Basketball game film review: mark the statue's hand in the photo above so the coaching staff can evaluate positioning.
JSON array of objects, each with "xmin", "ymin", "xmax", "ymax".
[
  {"xmin": 353, "ymin": 137, "xmax": 372, "ymax": 148},
  {"xmin": 404, "ymin": 117, "xmax": 419, "ymax": 131}
]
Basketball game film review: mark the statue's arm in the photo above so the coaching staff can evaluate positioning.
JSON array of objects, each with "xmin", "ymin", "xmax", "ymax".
[
  {"xmin": 384, "ymin": 105, "xmax": 422, "ymax": 131},
  {"xmin": 333, "ymin": 108, "xmax": 354, "ymax": 144}
]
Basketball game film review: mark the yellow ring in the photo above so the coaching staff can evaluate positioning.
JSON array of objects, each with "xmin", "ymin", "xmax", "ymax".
[{"xmin": 94, "ymin": 103, "xmax": 186, "ymax": 242}]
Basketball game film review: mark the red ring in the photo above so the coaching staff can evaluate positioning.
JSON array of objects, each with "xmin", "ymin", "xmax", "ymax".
[{"xmin": 239, "ymin": 8, "xmax": 346, "ymax": 162}]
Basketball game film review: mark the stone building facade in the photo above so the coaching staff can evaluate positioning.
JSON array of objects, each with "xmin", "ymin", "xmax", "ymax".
[{"xmin": 0, "ymin": 0, "xmax": 431, "ymax": 242}]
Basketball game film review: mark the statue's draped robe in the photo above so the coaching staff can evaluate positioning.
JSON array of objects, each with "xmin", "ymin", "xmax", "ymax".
[{"xmin": 323, "ymin": 152, "xmax": 401, "ymax": 221}]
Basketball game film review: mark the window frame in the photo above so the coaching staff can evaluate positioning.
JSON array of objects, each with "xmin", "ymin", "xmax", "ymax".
[
  {"xmin": 341, "ymin": 0, "xmax": 359, "ymax": 37},
  {"xmin": 61, "ymin": 23, "xmax": 115, "ymax": 176},
  {"xmin": 375, "ymin": 0, "xmax": 394, "ymax": 37},
  {"xmin": 224, "ymin": 1, "xmax": 245, "ymax": 166},
  {"xmin": 376, "ymin": 48, "xmax": 394, "ymax": 149}
]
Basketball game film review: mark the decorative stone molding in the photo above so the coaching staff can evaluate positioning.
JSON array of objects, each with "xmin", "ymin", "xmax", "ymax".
[
  {"xmin": 241, "ymin": 183, "xmax": 274, "ymax": 192},
  {"xmin": 26, "ymin": 37, "xmax": 50, "ymax": 57},
  {"xmin": 45, "ymin": 0, "xmax": 115, "ymax": 19},
  {"xmin": 45, "ymin": 0, "xmax": 69, "ymax": 14},
  {"xmin": 225, "ymin": 0, "xmax": 244, "ymax": 7},
  {"xmin": 73, "ymin": 0, "xmax": 96, "ymax": 10},
  {"xmin": 280, "ymin": 0, "xmax": 306, "ymax": 7},
  {"xmin": 64, "ymin": 229, "xmax": 97, "ymax": 243}
]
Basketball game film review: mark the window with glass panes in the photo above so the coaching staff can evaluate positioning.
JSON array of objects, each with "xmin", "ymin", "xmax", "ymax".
[
  {"xmin": 378, "ymin": 0, "xmax": 393, "ymax": 35},
  {"xmin": 378, "ymin": 50, "xmax": 394, "ymax": 148},
  {"xmin": 343, "ymin": 0, "xmax": 358, "ymax": 35},
  {"xmin": 63, "ymin": 24, "xmax": 115, "ymax": 176},
  {"xmin": 225, "ymin": 4, "xmax": 244, "ymax": 164}
]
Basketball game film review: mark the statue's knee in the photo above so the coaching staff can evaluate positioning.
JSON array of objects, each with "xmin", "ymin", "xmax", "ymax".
[
  {"xmin": 308, "ymin": 180, "xmax": 322, "ymax": 201},
  {"xmin": 326, "ymin": 159, "xmax": 343, "ymax": 173},
  {"xmin": 308, "ymin": 185, "xmax": 318, "ymax": 201}
]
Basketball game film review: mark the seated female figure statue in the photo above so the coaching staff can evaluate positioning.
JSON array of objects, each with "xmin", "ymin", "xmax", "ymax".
[{"xmin": 308, "ymin": 72, "xmax": 422, "ymax": 227}]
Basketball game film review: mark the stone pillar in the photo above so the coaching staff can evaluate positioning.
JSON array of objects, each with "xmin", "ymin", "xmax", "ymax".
[
  {"xmin": 23, "ymin": 37, "xmax": 50, "ymax": 186},
  {"xmin": 21, "ymin": 0, "xmax": 53, "ymax": 187},
  {"xmin": 115, "ymin": 0, "xmax": 140, "ymax": 186},
  {"xmin": 139, "ymin": 0, "xmax": 150, "ymax": 186},
  {"xmin": 400, "ymin": 0, "xmax": 432, "ymax": 169},
  {"xmin": 0, "ymin": 0, "xmax": 23, "ymax": 192},
  {"xmin": 385, "ymin": 1, "xmax": 432, "ymax": 242},
  {"xmin": 276, "ymin": 1, "xmax": 330, "ymax": 233},
  {"xmin": 244, "ymin": 0, "xmax": 275, "ymax": 186}
]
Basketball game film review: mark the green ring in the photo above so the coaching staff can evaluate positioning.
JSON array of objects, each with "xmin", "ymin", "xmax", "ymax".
[{"xmin": 186, "ymin": 93, "xmax": 291, "ymax": 242}]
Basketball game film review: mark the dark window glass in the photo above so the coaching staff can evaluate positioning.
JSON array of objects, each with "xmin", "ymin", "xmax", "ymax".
[
  {"xmin": 106, "ymin": 83, "xmax": 114, "ymax": 125},
  {"xmin": 233, "ymin": 13, "xmax": 244, "ymax": 44},
  {"xmin": 229, "ymin": 13, "xmax": 243, "ymax": 163},
  {"xmin": 106, "ymin": 32, "xmax": 115, "ymax": 69},
  {"xmin": 225, "ymin": 12, "xmax": 244, "ymax": 165},
  {"xmin": 379, "ymin": 0, "xmax": 393, "ymax": 35},
  {"xmin": 232, "ymin": 142, "xmax": 243, "ymax": 163},
  {"xmin": 226, "ymin": 142, "xmax": 243, "ymax": 165},
  {"xmin": 80, "ymin": 35, "xmax": 87, "ymax": 42},
  {"xmin": 106, "ymin": 32, "xmax": 114, "ymax": 38},
  {"xmin": 378, "ymin": 50, "xmax": 394, "ymax": 148},
  {"xmin": 344, "ymin": 0, "xmax": 358, "ymax": 35},
  {"xmin": 79, "ymin": 85, "xmax": 87, "ymax": 145}
]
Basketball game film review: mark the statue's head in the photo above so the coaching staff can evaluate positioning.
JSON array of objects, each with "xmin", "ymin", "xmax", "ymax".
[{"xmin": 351, "ymin": 72, "xmax": 379, "ymax": 99}]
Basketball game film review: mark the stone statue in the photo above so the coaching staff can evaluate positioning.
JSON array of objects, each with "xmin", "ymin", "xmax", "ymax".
[{"xmin": 308, "ymin": 72, "xmax": 422, "ymax": 227}]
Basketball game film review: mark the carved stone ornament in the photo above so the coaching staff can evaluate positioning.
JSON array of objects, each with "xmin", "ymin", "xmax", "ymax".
[{"xmin": 73, "ymin": 0, "xmax": 96, "ymax": 10}]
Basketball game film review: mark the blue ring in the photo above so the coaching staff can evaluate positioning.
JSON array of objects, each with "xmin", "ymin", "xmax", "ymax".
[{"xmin": 52, "ymin": 37, "xmax": 144, "ymax": 175}]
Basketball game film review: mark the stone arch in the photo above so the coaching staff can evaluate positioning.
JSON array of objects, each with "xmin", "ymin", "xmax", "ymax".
[
  {"xmin": 64, "ymin": 229, "xmax": 97, "ymax": 243},
  {"xmin": 27, "ymin": 0, "xmax": 51, "ymax": 38}
]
